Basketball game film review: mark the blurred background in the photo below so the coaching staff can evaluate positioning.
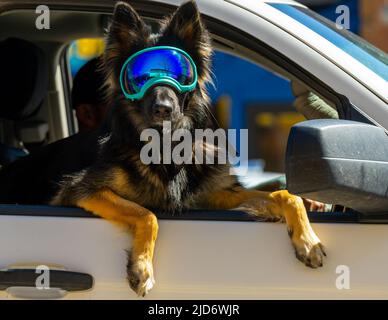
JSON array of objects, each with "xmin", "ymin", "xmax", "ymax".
[{"xmin": 67, "ymin": 0, "xmax": 387, "ymax": 176}]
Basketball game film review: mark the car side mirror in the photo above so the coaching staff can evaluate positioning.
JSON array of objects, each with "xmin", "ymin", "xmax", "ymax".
[{"xmin": 285, "ymin": 119, "xmax": 388, "ymax": 214}]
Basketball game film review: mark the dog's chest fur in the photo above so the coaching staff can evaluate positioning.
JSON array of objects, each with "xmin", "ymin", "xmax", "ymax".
[
  {"xmin": 117, "ymin": 158, "xmax": 215, "ymax": 212},
  {"xmin": 101, "ymin": 129, "xmax": 226, "ymax": 212}
]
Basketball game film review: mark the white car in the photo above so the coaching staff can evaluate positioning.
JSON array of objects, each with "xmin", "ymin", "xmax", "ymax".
[{"xmin": 0, "ymin": 0, "xmax": 387, "ymax": 299}]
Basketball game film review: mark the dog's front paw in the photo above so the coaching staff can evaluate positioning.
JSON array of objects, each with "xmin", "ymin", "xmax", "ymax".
[
  {"xmin": 295, "ymin": 242, "xmax": 326, "ymax": 268},
  {"xmin": 127, "ymin": 253, "xmax": 155, "ymax": 297},
  {"xmin": 289, "ymin": 229, "xmax": 326, "ymax": 268}
]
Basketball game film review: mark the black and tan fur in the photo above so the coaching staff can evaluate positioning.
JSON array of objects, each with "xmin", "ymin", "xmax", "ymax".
[{"xmin": 0, "ymin": 1, "xmax": 325, "ymax": 296}]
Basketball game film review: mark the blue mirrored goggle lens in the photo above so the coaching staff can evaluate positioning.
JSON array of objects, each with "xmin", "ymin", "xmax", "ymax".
[{"xmin": 123, "ymin": 49, "xmax": 194, "ymax": 95}]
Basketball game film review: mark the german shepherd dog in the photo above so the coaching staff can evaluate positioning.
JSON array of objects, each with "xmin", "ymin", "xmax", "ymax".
[{"xmin": 0, "ymin": 1, "xmax": 325, "ymax": 296}]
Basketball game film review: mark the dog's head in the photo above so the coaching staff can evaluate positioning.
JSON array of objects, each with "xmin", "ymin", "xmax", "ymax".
[{"xmin": 103, "ymin": 0, "xmax": 213, "ymax": 135}]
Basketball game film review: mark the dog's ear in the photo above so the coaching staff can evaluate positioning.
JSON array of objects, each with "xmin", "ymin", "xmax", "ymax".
[
  {"xmin": 104, "ymin": 1, "xmax": 149, "ymax": 84},
  {"xmin": 107, "ymin": 1, "xmax": 148, "ymax": 48},
  {"xmin": 160, "ymin": 1, "xmax": 212, "ymax": 84}
]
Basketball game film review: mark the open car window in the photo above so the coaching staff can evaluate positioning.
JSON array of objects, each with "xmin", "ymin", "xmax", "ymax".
[
  {"xmin": 0, "ymin": 5, "xmax": 378, "ymax": 223},
  {"xmin": 65, "ymin": 38, "xmax": 336, "ymax": 206}
]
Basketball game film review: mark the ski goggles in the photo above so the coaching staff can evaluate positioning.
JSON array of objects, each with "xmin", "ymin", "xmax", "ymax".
[{"xmin": 119, "ymin": 46, "xmax": 198, "ymax": 101}]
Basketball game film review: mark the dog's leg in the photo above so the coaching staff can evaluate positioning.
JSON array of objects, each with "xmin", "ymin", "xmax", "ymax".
[
  {"xmin": 76, "ymin": 190, "xmax": 158, "ymax": 297},
  {"xmin": 202, "ymin": 188, "xmax": 325, "ymax": 268}
]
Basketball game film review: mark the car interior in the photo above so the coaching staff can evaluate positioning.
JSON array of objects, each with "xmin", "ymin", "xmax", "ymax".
[{"xmin": 0, "ymin": 7, "xmax": 360, "ymax": 222}]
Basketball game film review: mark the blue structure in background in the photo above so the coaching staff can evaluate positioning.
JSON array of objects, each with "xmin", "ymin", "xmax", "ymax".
[{"xmin": 208, "ymin": 0, "xmax": 359, "ymax": 130}]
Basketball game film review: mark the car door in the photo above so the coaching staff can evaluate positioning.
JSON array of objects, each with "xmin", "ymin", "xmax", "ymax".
[{"xmin": 0, "ymin": 0, "xmax": 388, "ymax": 300}]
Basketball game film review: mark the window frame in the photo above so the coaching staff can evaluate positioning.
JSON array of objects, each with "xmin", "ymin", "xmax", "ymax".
[
  {"xmin": 60, "ymin": 46, "xmax": 78, "ymax": 136},
  {"xmin": 47, "ymin": 11, "xmax": 361, "ymax": 223},
  {"xmin": 0, "ymin": 2, "xmax": 383, "ymax": 224},
  {"xmin": 0, "ymin": 203, "xmax": 363, "ymax": 223}
]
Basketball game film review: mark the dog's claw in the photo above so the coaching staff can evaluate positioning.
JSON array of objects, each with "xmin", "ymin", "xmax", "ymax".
[
  {"xmin": 127, "ymin": 255, "xmax": 155, "ymax": 297},
  {"xmin": 294, "ymin": 242, "xmax": 326, "ymax": 268}
]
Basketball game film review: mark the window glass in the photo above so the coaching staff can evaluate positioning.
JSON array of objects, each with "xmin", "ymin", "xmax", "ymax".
[
  {"xmin": 68, "ymin": 38, "xmax": 105, "ymax": 77},
  {"xmin": 270, "ymin": 4, "xmax": 388, "ymax": 81}
]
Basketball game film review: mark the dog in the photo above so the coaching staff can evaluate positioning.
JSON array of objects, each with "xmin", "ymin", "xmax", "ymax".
[{"xmin": 0, "ymin": 0, "xmax": 325, "ymax": 296}]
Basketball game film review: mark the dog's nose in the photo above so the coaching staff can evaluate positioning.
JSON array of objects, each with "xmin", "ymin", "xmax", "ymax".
[{"xmin": 153, "ymin": 102, "xmax": 172, "ymax": 119}]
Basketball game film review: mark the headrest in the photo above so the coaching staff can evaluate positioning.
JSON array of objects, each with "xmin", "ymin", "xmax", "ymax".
[{"xmin": 0, "ymin": 38, "xmax": 48, "ymax": 120}]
